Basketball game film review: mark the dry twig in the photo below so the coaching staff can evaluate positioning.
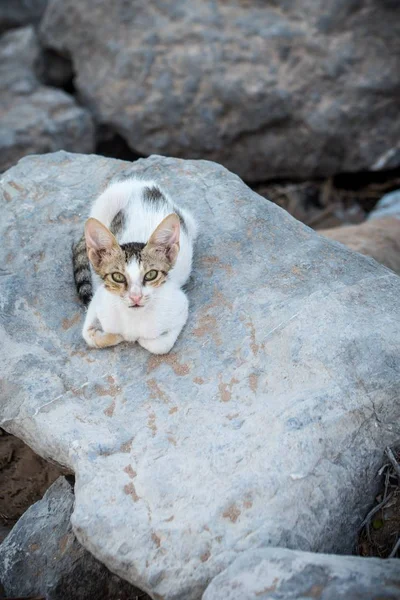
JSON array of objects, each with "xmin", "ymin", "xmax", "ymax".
[
  {"xmin": 388, "ymin": 537, "xmax": 400, "ymax": 559},
  {"xmin": 385, "ymin": 447, "xmax": 400, "ymax": 482}
]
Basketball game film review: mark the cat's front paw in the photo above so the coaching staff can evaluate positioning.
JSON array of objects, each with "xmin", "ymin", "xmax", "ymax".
[
  {"xmin": 84, "ymin": 327, "xmax": 124, "ymax": 349},
  {"xmin": 138, "ymin": 330, "xmax": 178, "ymax": 355}
]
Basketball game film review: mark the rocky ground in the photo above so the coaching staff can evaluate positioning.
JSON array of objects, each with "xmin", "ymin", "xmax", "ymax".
[{"xmin": 0, "ymin": 2, "xmax": 399, "ymax": 599}]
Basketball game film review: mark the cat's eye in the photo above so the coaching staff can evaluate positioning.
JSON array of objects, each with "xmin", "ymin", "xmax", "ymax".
[
  {"xmin": 111, "ymin": 272, "xmax": 126, "ymax": 283},
  {"xmin": 144, "ymin": 270, "xmax": 158, "ymax": 282}
]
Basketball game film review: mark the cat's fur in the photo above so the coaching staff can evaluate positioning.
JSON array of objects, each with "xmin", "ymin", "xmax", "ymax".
[{"xmin": 73, "ymin": 179, "xmax": 197, "ymax": 354}]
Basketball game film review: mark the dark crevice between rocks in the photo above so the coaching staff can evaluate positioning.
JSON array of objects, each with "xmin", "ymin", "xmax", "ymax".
[
  {"xmin": 252, "ymin": 166, "xmax": 400, "ymax": 229},
  {"xmin": 34, "ymin": 46, "xmax": 146, "ymax": 162},
  {"xmin": 356, "ymin": 445, "xmax": 400, "ymax": 559},
  {"xmin": 35, "ymin": 48, "xmax": 76, "ymax": 94},
  {"xmin": 0, "ymin": 429, "xmax": 62, "ymax": 543},
  {"xmin": 95, "ymin": 125, "xmax": 146, "ymax": 162}
]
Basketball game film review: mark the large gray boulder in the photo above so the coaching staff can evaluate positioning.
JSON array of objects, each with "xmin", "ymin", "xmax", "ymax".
[
  {"xmin": 0, "ymin": 152, "xmax": 400, "ymax": 600},
  {"xmin": 0, "ymin": 26, "xmax": 94, "ymax": 173},
  {"xmin": 0, "ymin": 477, "xmax": 146, "ymax": 599},
  {"xmin": 0, "ymin": 0, "xmax": 47, "ymax": 33},
  {"xmin": 39, "ymin": 0, "xmax": 400, "ymax": 181},
  {"xmin": 202, "ymin": 547, "xmax": 400, "ymax": 600}
]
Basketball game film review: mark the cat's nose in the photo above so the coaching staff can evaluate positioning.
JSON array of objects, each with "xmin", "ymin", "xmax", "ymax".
[{"xmin": 129, "ymin": 294, "xmax": 143, "ymax": 304}]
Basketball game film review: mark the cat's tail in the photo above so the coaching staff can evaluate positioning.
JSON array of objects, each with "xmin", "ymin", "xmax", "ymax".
[{"xmin": 72, "ymin": 234, "xmax": 92, "ymax": 306}]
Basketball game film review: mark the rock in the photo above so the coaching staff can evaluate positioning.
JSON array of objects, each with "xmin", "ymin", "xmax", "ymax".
[
  {"xmin": 0, "ymin": 26, "xmax": 94, "ymax": 173},
  {"xmin": 0, "ymin": 477, "xmax": 146, "ymax": 599},
  {"xmin": 0, "ymin": 0, "xmax": 47, "ymax": 33},
  {"xmin": 368, "ymin": 189, "xmax": 400, "ymax": 221},
  {"xmin": 1, "ymin": 152, "xmax": 400, "ymax": 600},
  {"xmin": 202, "ymin": 547, "xmax": 400, "ymax": 600},
  {"xmin": 318, "ymin": 217, "xmax": 400, "ymax": 275},
  {"xmin": 39, "ymin": 0, "xmax": 400, "ymax": 181}
]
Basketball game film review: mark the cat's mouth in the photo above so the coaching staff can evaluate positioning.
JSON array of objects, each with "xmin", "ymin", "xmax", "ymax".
[{"xmin": 129, "ymin": 304, "xmax": 144, "ymax": 309}]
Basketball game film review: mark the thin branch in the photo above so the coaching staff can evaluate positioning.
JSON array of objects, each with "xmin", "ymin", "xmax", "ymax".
[
  {"xmin": 385, "ymin": 447, "xmax": 400, "ymax": 481},
  {"xmin": 359, "ymin": 492, "xmax": 393, "ymax": 529},
  {"xmin": 388, "ymin": 537, "xmax": 400, "ymax": 559}
]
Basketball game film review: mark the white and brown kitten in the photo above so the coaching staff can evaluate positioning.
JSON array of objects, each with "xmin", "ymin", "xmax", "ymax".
[{"xmin": 73, "ymin": 179, "xmax": 197, "ymax": 354}]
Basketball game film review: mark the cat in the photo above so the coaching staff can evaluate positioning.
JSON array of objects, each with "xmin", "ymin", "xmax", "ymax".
[{"xmin": 72, "ymin": 178, "xmax": 197, "ymax": 354}]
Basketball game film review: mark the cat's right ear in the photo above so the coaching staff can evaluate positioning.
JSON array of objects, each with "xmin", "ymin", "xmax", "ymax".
[{"xmin": 85, "ymin": 218, "xmax": 119, "ymax": 268}]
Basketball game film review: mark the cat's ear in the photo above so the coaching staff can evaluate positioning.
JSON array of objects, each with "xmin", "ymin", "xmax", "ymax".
[
  {"xmin": 147, "ymin": 213, "xmax": 180, "ymax": 264},
  {"xmin": 85, "ymin": 218, "xmax": 119, "ymax": 268}
]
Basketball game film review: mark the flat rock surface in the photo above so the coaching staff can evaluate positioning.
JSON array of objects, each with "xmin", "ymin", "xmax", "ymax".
[
  {"xmin": 202, "ymin": 547, "xmax": 400, "ymax": 600},
  {"xmin": 39, "ymin": 0, "xmax": 400, "ymax": 180},
  {"xmin": 0, "ymin": 152, "xmax": 400, "ymax": 600},
  {"xmin": 0, "ymin": 477, "xmax": 146, "ymax": 599},
  {"xmin": 0, "ymin": 26, "xmax": 94, "ymax": 173}
]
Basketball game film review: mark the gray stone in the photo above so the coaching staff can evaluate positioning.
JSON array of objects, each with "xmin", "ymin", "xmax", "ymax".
[
  {"xmin": 318, "ymin": 217, "xmax": 400, "ymax": 275},
  {"xmin": 0, "ymin": 26, "xmax": 94, "ymax": 173},
  {"xmin": 202, "ymin": 547, "xmax": 400, "ymax": 600},
  {"xmin": 0, "ymin": 477, "xmax": 145, "ymax": 599},
  {"xmin": 0, "ymin": 152, "xmax": 400, "ymax": 600},
  {"xmin": 368, "ymin": 189, "xmax": 400, "ymax": 221},
  {"xmin": 0, "ymin": 0, "xmax": 47, "ymax": 33},
  {"xmin": 39, "ymin": 0, "xmax": 400, "ymax": 181}
]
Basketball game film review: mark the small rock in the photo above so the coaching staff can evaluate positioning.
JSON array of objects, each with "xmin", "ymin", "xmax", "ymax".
[
  {"xmin": 318, "ymin": 217, "xmax": 400, "ymax": 274},
  {"xmin": 202, "ymin": 547, "xmax": 400, "ymax": 600},
  {"xmin": 0, "ymin": 477, "xmax": 146, "ymax": 600},
  {"xmin": 368, "ymin": 189, "xmax": 400, "ymax": 221},
  {"xmin": 0, "ymin": 26, "xmax": 94, "ymax": 172}
]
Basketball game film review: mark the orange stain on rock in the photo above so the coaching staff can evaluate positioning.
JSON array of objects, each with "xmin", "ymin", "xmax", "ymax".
[
  {"xmin": 148, "ymin": 412, "xmax": 157, "ymax": 436},
  {"xmin": 248, "ymin": 373, "xmax": 259, "ymax": 392},
  {"xmin": 147, "ymin": 353, "xmax": 190, "ymax": 376},
  {"xmin": 200, "ymin": 255, "xmax": 233, "ymax": 276},
  {"xmin": 218, "ymin": 377, "xmax": 239, "ymax": 402},
  {"xmin": 120, "ymin": 438, "xmax": 133, "ymax": 453},
  {"xmin": 255, "ymin": 578, "xmax": 279, "ymax": 596},
  {"xmin": 103, "ymin": 399, "xmax": 116, "ymax": 417},
  {"xmin": 124, "ymin": 482, "xmax": 140, "ymax": 502},
  {"xmin": 62, "ymin": 313, "xmax": 81, "ymax": 330},
  {"xmin": 200, "ymin": 550, "xmax": 211, "ymax": 562},
  {"xmin": 95, "ymin": 377, "xmax": 120, "ymax": 398},
  {"xmin": 147, "ymin": 378, "xmax": 170, "ymax": 403},
  {"xmin": 222, "ymin": 504, "xmax": 241, "ymax": 523},
  {"xmin": 124, "ymin": 465, "xmax": 137, "ymax": 479},
  {"xmin": 242, "ymin": 317, "xmax": 259, "ymax": 355},
  {"xmin": 226, "ymin": 413, "xmax": 239, "ymax": 420}
]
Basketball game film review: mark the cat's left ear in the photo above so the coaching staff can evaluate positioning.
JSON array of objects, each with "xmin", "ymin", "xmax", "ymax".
[
  {"xmin": 147, "ymin": 213, "xmax": 180, "ymax": 265},
  {"xmin": 85, "ymin": 218, "xmax": 120, "ymax": 268}
]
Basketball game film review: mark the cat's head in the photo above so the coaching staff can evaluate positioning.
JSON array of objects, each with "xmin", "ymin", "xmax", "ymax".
[{"xmin": 84, "ymin": 213, "xmax": 180, "ymax": 309}]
